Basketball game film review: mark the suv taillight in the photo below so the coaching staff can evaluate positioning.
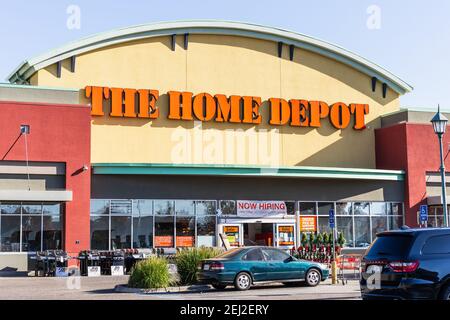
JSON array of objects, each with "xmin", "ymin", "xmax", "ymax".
[
  {"xmin": 210, "ymin": 262, "xmax": 224, "ymax": 271},
  {"xmin": 388, "ymin": 260, "xmax": 419, "ymax": 273}
]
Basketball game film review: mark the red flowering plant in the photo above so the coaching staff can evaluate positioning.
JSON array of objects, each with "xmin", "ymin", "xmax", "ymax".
[{"xmin": 293, "ymin": 231, "xmax": 346, "ymax": 264}]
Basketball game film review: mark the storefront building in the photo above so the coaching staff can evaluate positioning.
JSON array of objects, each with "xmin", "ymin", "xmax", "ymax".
[{"xmin": 1, "ymin": 20, "xmax": 445, "ymax": 270}]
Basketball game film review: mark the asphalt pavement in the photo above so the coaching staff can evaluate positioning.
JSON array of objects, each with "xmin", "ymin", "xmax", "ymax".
[{"xmin": 0, "ymin": 275, "xmax": 361, "ymax": 300}]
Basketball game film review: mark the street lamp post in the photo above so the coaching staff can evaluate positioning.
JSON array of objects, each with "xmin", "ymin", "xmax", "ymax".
[{"xmin": 431, "ymin": 105, "xmax": 449, "ymax": 227}]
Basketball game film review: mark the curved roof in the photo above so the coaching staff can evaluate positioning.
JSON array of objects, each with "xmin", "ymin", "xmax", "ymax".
[{"xmin": 8, "ymin": 20, "xmax": 413, "ymax": 94}]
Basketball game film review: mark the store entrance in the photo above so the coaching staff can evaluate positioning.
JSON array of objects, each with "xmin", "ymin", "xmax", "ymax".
[
  {"xmin": 219, "ymin": 222, "xmax": 296, "ymax": 248},
  {"xmin": 243, "ymin": 223, "xmax": 274, "ymax": 246}
]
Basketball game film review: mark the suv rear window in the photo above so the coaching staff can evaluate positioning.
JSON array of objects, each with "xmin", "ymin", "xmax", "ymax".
[
  {"xmin": 422, "ymin": 235, "xmax": 450, "ymax": 255},
  {"xmin": 365, "ymin": 234, "xmax": 414, "ymax": 259}
]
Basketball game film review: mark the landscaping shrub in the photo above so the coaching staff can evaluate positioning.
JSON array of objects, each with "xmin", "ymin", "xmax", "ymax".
[
  {"xmin": 175, "ymin": 247, "xmax": 223, "ymax": 285},
  {"xmin": 128, "ymin": 256, "xmax": 173, "ymax": 289}
]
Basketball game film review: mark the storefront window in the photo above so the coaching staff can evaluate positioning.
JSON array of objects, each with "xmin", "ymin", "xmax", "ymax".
[
  {"xmin": 0, "ymin": 202, "xmax": 63, "ymax": 252},
  {"xmin": 22, "ymin": 203, "xmax": 42, "ymax": 215},
  {"xmin": 21, "ymin": 215, "xmax": 42, "ymax": 252},
  {"xmin": 154, "ymin": 200, "xmax": 175, "ymax": 215},
  {"xmin": 110, "ymin": 200, "xmax": 132, "ymax": 215},
  {"xmin": 219, "ymin": 200, "xmax": 236, "ymax": 215},
  {"xmin": 176, "ymin": 217, "xmax": 195, "ymax": 247},
  {"xmin": 318, "ymin": 216, "xmax": 332, "ymax": 234},
  {"xmin": 154, "ymin": 216, "xmax": 174, "ymax": 247},
  {"xmin": 1, "ymin": 215, "xmax": 20, "ymax": 252},
  {"xmin": 371, "ymin": 202, "xmax": 387, "ymax": 215},
  {"xmin": 43, "ymin": 203, "xmax": 62, "ymax": 250},
  {"xmin": 132, "ymin": 200, "xmax": 153, "ymax": 217},
  {"xmin": 354, "ymin": 202, "xmax": 370, "ymax": 215},
  {"xmin": 299, "ymin": 202, "xmax": 316, "ymax": 215},
  {"xmin": 336, "ymin": 216, "xmax": 354, "ymax": 247},
  {"xmin": 388, "ymin": 215, "xmax": 403, "ymax": 230},
  {"xmin": 90, "ymin": 200, "xmax": 110, "ymax": 215},
  {"xmin": 111, "ymin": 216, "xmax": 131, "ymax": 249},
  {"xmin": 318, "ymin": 202, "xmax": 333, "ymax": 216},
  {"xmin": 197, "ymin": 216, "xmax": 216, "ymax": 247},
  {"xmin": 196, "ymin": 201, "xmax": 217, "ymax": 215},
  {"xmin": 391, "ymin": 203, "xmax": 403, "ymax": 216},
  {"xmin": 90, "ymin": 215, "xmax": 109, "ymax": 250},
  {"xmin": 43, "ymin": 203, "xmax": 61, "ymax": 215},
  {"xmin": 371, "ymin": 216, "xmax": 387, "ymax": 240},
  {"xmin": 354, "ymin": 216, "xmax": 371, "ymax": 247},
  {"xmin": 133, "ymin": 216, "xmax": 153, "ymax": 248},
  {"xmin": 43, "ymin": 214, "xmax": 62, "ymax": 250},
  {"xmin": 285, "ymin": 201, "xmax": 295, "ymax": 215},
  {"xmin": 110, "ymin": 200, "xmax": 132, "ymax": 249},
  {"xmin": 175, "ymin": 200, "xmax": 195, "ymax": 216},
  {"xmin": 336, "ymin": 202, "xmax": 352, "ymax": 215},
  {"xmin": 1, "ymin": 203, "xmax": 21, "ymax": 214}
]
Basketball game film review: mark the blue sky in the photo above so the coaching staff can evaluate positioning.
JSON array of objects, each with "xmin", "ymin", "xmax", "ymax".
[{"xmin": 1, "ymin": 0, "xmax": 449, "ymax": 109}]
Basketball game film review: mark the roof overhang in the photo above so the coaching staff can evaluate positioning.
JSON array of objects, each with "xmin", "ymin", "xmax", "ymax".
[
  {"xmin": 0, "ymin": 190, "xmax": 72, "ymax": 202},
  {"xmin": 427, "ymin": 195, "xmax": 448, "ymax": 206},
  {"xmin": 7, "ymin": 20, "xmax": 413, "ymax": 94},
  {"xmin": 92, "ymin": 163, "xmax": 405, "ymax": 181}
]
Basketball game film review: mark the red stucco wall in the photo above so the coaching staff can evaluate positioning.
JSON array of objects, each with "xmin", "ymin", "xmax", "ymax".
[
  {"xmin": 0, "ymin": 101, "xmax": 91, "ymax": 258},
  {"xmin": 376, "ymin": 122, "xmax": 450, "ymax": 227}
]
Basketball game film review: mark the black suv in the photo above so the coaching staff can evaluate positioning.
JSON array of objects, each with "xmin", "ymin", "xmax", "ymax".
[{"xmin": 360, "ymin": 228, "xmax": 450, "ymax": 300}]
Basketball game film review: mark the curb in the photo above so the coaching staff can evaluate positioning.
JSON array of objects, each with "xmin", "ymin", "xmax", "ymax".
[{"xmin": 114, "ymin": 284, "xmax": 213, "ymax": 294}]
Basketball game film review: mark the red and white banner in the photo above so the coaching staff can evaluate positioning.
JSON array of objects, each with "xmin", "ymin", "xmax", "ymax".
[{"xmin": 237, "ymin": 200, "xmax": 287, "ymax": 217}]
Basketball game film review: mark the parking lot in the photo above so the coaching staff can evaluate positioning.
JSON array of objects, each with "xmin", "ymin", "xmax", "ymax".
[{"xmin": 0, "ymin": 276, "xmax": 361, "ymax": 300}]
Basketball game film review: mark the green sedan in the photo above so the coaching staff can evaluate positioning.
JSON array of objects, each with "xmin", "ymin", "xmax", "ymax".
[{"xmin": 197, "ymin": 246, "xmax": 329, "ymax": 291}]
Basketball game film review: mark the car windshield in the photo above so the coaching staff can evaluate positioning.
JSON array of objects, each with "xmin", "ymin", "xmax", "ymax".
[
  {"xmin": 215, "ymin": 248, "xmax": 244, "ymax": 259},
  {"xmin": 365, "ymin": 234, "xmax": 414, "ymax": 259}
]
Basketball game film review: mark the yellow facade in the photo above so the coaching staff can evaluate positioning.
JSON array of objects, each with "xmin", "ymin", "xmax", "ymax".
[{"xmin": 30, "ymin": 34, "xmax": 400, "ymax": 168}]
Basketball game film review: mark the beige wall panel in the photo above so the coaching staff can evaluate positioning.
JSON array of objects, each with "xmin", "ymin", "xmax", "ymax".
[{"xmin": 32, "ymin": 34, "xmax": 400, "ymax": 168}]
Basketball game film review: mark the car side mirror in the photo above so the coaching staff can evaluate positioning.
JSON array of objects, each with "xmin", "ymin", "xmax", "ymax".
[{"xmin": 285, "ymin": 256, "xmax": 295, "ymax": 263}]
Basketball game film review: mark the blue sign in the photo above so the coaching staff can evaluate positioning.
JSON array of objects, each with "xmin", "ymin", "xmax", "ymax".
[
  {"xmin": 419, "ymin": 205, "xmax": 428, "ymax": 223},
  {"xmin": 329, "ymin": 209, "xmax": 335, "ymax": 228}
]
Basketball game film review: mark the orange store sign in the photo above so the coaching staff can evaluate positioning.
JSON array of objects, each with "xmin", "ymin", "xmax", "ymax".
[
  {"xmin": 85, "ymin": 86, "xmax": 369, "ymax": 130},
  {"xmin": 299, "ymin": 216, "xmax": 317, "ymax": 232},
  {"xmin": 154, "ymin": 236, "xmax": 174, "ymax": 247},
  {"xmin": 176, "ymin": 236, "xmax": 195, "ymax": 247}
]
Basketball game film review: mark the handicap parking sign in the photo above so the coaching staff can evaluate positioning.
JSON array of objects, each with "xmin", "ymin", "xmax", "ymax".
[
  {"xmin": 329, "ymin": 209, "xmax": 335, "ymax": 228},
  {"xmin": 419, "ymin": 205, "xmax": 428, "ymax": 223}
]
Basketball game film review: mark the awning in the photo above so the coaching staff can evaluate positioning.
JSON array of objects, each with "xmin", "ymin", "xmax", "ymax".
[
  {"xmin": 0, "ymin": 190, "xmax": 72, "ymax": 201},
  {"xmin": 92, "ymin": 163, "xmax": 405, "ymax": 181}
]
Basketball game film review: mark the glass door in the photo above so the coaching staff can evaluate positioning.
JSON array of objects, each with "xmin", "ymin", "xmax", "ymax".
[
  {"xmin": 275, "ymin": 224, "xmax": 296, "ymax": 248},
  {"xmin": 219, "ymin": 224, "xmax": 243, "ymax": 248}
]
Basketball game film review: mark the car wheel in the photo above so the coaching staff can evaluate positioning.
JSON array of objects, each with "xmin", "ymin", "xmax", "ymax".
[
  {"xmin": 305, "ymin": 268, "xmax": 321, "ymax": 287},
  {"xmin": 439, "ymin": 284, "xmax": 450, "ymax": 300},
  {"xmin": 234, "ymin": 272, "xmax": 252, "ymax": 291},
  {"xmin": 212, "ymin": 283, "xmax": 227, "ymax": 290}
]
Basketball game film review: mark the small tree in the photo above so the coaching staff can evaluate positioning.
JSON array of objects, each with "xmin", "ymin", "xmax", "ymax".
[
  {"xmin": 309, "ymin": 232, "xmax": 316, "ymax": 247},
  {"xmin": 322, "ymin": 232, "xmax": 329, "ymax": 245},
  {"xmin": 301, "ymin": 233, "xmax": 308, "ymax": 246},
  {"xmin": 316, "ymin": 232, "xmax": 323, "ymax": 246},
  {"xmin": 337, "ymin": 232, "xmax": 346, "ymax": 247},
  {"xmin": 328, "ymin": 231, "xmax": 335, "ymax": 245}
]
